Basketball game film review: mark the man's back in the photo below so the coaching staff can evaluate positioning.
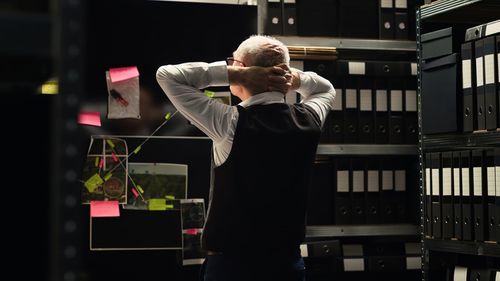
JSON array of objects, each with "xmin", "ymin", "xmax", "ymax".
[{"xmin": 203, "ymin": 103, "xmax": 322, "ymax": 257}]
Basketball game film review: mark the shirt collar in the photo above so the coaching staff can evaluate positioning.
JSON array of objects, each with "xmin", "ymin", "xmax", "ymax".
[{"xmin": 238, "ymin": 91, "xmax": 285, "ymax": 108}]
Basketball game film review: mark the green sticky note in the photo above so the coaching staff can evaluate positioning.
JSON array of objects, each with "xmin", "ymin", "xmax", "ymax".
[
  {"xmin": 133, "ymin": 146, "xmax": 141, "ymax": 154},
  {"xmin": 106, "ymin": 139, "xmax": 115, "ymax": 149},
  {"xmin": 165, "ymin": 204, "xmax": 174, "ymax": 209},
  {"xmin": 94, "ymin": 157, "xmax": 100, "ymax": 167},
  {"xmin": 103, "ymin": 172, "xmax": 112, "ymax": 181},
  {"xmin": 165, "ymin": 195, "xmax": 175, "ymax": 200},
  {"xmin": 204, "ymin": 90, "xmax": 215, "ymax": 98},
  {"xmin": 165, "ymin": 112, "xmax": 171, "ymax": 120},
  {"xmin": 84, "ymin": 173, "xmax": 103, "ymax": 193},
  {"xmin": 148, "ymin": 198, "xmax": 167, "ymax": 211},
  {"xmin": 136, "ymin": 185, "xmax": 144, "ymax": 194}
]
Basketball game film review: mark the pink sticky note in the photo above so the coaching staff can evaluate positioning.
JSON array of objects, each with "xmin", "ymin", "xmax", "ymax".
[
  {"xmin": 90, "ymin": 201, "xmax": 120, "ymax": 217},
  {"xmin": 184, "ymin": 228, "xmax": 199, "ymax": 235},
  {"xmin": 78, "ymin": 112, "xmax": 101, "ymax": 127},
  {"xmin": 131, "ymin": 187, "xmax": 139, "ymax": 198},
  {"xmin": 109, "ymin": 66, "xmax": 139, "ymax": 83},
  {"xmin": 99, "ymin": 159, "xmax": 104, "ymax": 169}
]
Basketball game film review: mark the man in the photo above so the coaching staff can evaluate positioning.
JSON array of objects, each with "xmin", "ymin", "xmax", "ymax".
[{"xmin": 156, "ymin": 35, "xmax": 335, "ymax": 281}]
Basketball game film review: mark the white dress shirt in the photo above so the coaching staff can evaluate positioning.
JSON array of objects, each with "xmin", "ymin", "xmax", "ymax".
[{"xmin": 156, "ymin": 61, "xmax": 336, "ymax": 167}]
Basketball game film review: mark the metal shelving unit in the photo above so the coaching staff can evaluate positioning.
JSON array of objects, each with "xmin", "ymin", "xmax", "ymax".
[
  {"xmin": 307, "ymin": 224, "xmax": 419, "ymax": 238},
  {"xmin": 425, "ymin": 238, "xmax": 500, "ymax": 257},
  {"xmin": 274, "ymin": 36, "xmax": 417, "ymax": 52},
  {"xmin": 417, "ymin": 1, "xmax": 500, "ymax": 280},
  {"xmin": 316, "ymin": 144, "xmax": 418, "ymax": 155}
]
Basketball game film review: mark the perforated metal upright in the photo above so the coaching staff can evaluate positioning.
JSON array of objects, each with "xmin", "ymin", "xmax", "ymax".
[{"xmin": 49, "ymin": 0, "xmax": 85, "ymax": 280}]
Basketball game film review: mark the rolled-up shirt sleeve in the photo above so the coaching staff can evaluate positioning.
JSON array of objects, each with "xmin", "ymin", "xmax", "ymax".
[
  {"xmin": 294, "ymin": 70, "xmax": 336, "ymax": 127},
  {"xmin": 156, "ymin": 61, "xmax": 237, "ymax": 143}
]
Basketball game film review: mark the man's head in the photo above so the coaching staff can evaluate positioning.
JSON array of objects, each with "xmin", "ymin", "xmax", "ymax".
[{"xmin": 229, "ymin": 35, "xmax": 290, "ymax": 99}]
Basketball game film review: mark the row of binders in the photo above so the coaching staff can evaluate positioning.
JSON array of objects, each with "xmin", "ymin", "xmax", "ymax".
[
  {"xmin": 307, "ymin": 156, "xmax": 417, "ymax": 225},
  {"xmin": 299, "ymin": 60, "xmax": 417, "ymax": 144},
  {"xmin": 301, "ymin": 240, "xmax": 421, "ymax": 275},
  {"xmin": 265, "ymin": 0, "xmax": 416, "ymax": 40},
  {"xmin": 447, "ymin": 266, "xmax": 500, "ymax": 281},
  {"xmin": 421, "ymin": 20, "xmax": 500, "ymax": 134},
  {"xmin": 424, "ymin": 150, "xmax": 500, "ymax": 242}
]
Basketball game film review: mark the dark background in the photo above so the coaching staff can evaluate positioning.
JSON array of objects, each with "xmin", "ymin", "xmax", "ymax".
[{"xmin": 1, "ymin": 1, "xmax": 256, "ymax": 280}]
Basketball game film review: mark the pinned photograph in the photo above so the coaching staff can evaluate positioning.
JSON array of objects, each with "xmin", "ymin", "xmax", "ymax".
[{"xmin": 124, "ymin": 163, "xmax": 188, "ymax": 210}]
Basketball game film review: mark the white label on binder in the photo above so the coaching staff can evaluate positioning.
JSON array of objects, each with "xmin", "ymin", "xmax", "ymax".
[
  {"xmin": 346, "ymin": 89, "xmax": 357, "ymax": 109},
  {"xmin": 454, "ymin": 168, "xmax": 461, "ymax": 196},
  {"xmin": 382, "ymin": 170, "xmax": 393, "ymax": 190},
  {"xmin": 360, "ymin": 89, "xmax": 372, "ymax": 111},
  {"xmin": 352, "ymin": 171, "xmax": 364, "ymax": 192},
  {"xmin": 395, "ymin": 170, "xmax": 406, "ymax": 191},
  {"xmin": 337, "ymin": 170, "xmax": 349, "ymax": 192},
  {"xmin": 405, "ymin": 90, "xmax": 417, "ymax": 112},
  {"xmin": 290, "ymin": 60, "xmax": 303, "ymax": 71},
  {"xmin": 367, "ymin": 170, "xmax": 379, "ymax": 192},
  {"xmin": 476, "ymin": 57, "xmax": 484, "ymax": 87},
  {"xmin": 404, "ymin": 243, "xmax": 420, "ymax": 254},
  {"xmin": 473, "ymin": 167, "xmax": 482, "ymax": 196},
  {"xmin": 381, "ymin": 0, "xmax": 393, "ymax": 8},
  {"xmin": 348, "ymin": 62, "xmax": 366, "ymax": 75},
  {"xmin": 432, "ymin": 168, "xmax": 440, "ymax": 196},
  {"xmin": 442, "ymin": 168, "xmax": 452, "ymax": 196},
  {"xmin": 406, "ymin": 257, "xmax": 421, "ymax": 270},
  {"xmin": 453, "ymin": 266, "xmax": 467, "ymax": 281},
  {"xmin": 343, "ymin": 244, "xmax": 363, "ymax": 256},
  {"xmin": 425, "ymin": 168, "xmax": 431, "ymax": 195},
  {"xmin": 343, "ymin": 258, "xmax": 365, "ymax": 272},
  {"xmin": 485, "ymin": 20, "xmax": 500, "ymax": 36},
  {"xmin": 496, "ymin": 166, "xmax": 500, "ymax": 196},
  {"xmin": 462, "ymin": 59, "xmax": 472, "ymax": 89},
  {"xmin": 333, "ymin": 89, "xmax": 343, "ymax": 111},
  {"xmin": 390, "ymin": 90, "xmax": 403, "ymax": 111},
  {"xmin": 487, "ymin": 167, "xmax": 496, "ymax": 196},
  {"xmin": 300, "ymin": 244, "xmax": 308, "ymax": 258},
  {"xmin": 376, "ymin": 90, "xmax": 388, "ymax": 112},
  {"xmin": 395, "ymin": 0, "xmax": 408, "ymax": 9},
  {"xmin": 485, "ymin": 54, "xmax": 495, "ymax": 85},
  {"xmin": 411, "ymin": 63, "xmax": 417, "ymax": 76},
  {"xmin": 462, "ymin": 168, "xmax": 470, "ymax": 196}
]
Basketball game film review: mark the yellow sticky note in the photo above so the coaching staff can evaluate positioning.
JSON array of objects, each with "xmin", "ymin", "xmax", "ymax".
[
  {"xmin": 165, "ymin": 112, "xmax": 171, "ymax": 120},
  {"xmin": 165, "ymin": 204, "xmax": 174, "ymax": 209},
  {"xmin": 84, "ymin": 173, "xmax": 104, "ymax": 193},
  {"xmin": 94, "ymin": 157, "xmax": 100, "ymax": 167},
  {"xmin": 106, "ymin": 139, "xmax": 115, "ymax": 149},
  {"xmin": 148, "ymin": 198, "xmax": 167, "ymax": 211},
  {"xmin": 165, "ymin": 195, "xmax": 175, "ymax": 200},
  {"xmin": 133, "ymin": 146, "xmax": 141, "ymax": 154},
  {"xmin": 136, "ymin": 185, "xmax": 144, "ymax": 194},
  {"xmin": 103, "ymin": 172, "xmax": 112, "ymax": 181},
  {"xmin": 204, "ymin": 90, "xmax": 215, "ymax": 98}
]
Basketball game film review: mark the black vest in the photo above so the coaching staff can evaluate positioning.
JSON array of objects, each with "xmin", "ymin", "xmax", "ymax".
[{"xmin": 202, "ymin": 102, "xmax": 321, "ymax": 257}]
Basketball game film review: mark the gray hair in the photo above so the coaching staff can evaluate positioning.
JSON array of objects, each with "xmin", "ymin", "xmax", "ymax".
[{"xmin": 233, "ymin": 35, "xmax": 290, "ymax": 67}]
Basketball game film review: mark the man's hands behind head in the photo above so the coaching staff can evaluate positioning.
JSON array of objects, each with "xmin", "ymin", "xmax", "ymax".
[{"xmin": 239, "ymin": 64, "xmax": 293, "ymax": 95}]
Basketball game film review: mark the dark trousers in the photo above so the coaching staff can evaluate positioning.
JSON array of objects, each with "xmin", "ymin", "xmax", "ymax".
[{"xmin": 200, "ymin": 254, "xmax": 306, "ymax": 281}]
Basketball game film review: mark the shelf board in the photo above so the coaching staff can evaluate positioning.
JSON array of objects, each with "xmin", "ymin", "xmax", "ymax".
[
  {"xmin": 316, "ymin": 144, "xmax": 418, "ymax": 155},
  {"xmin": 422, "ymin": 130, "xmax": 500, "ymax": 151},
  {"xmin": 306, "ymin": 224, "xmax": 419, "ymax": 238},
  {"xmin": 419, "ymin": 0, "xmax": 500, "ymax": 24},
  {"xmin": 425, "ymin": 238, "xmax": 500, "ymax": 257},
  {"xmin": 274, "ymin": 36, "xmax": 416, "ymax": 52}
]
